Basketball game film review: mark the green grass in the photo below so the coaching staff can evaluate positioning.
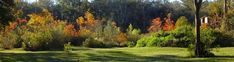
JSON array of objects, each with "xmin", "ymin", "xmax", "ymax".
[{"xmin": 0, "ymin": 47, "xmax": 234, "ymax": 62}]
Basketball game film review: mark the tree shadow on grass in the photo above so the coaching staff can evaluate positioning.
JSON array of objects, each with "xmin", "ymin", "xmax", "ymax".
[
  {"xmin": 83, "ymin": 51, "xmax": 234, "ymax": 62},
  {"xmin": 0, "ymin": 52, "xmax": 80, "ymax": 62}
]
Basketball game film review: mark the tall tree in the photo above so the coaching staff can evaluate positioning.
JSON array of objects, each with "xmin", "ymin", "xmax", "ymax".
[
  {"xmin": 194, "ymin": 0, "xmax": 203, "ymax": 57},
  {"xmin": 0, "ymin": 0, "xmax": 15, "ymax": 25}
]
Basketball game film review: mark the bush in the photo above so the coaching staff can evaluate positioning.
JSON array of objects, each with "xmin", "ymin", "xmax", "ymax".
[
  {"xmin": 126, "ymin": 24, "xmax": 141, "ymax": 47},
  {"xmin": 64, "ymin": 42, "xmax": 72, "ymax": 52},
  {"xmin": 175, "ymin": 16, "xmax": 190, "ymax": 28},
  {"xmin": 213, "ymin": 30, "xmax": 234, "ymax": 47},
  {"xmin": 200, "ymin": 28, "xmax": 217, "ymax": 49},
  {"xmin": 22, "ymin": 31, "xmax": 52, "ymax": 51},
  {"xmin": 82, "ymin": 38, "xmax": 104, "ymax": 48},
  {"xmin": 22, "ymin": 21, "xmax": 67, "ymax": 51},
  {"xmin": 136, "ymin": 25, "xmax": 195, "ymax": 47},
  {"xmin": 135, "ymin": 30, "xmax": 173, "ymax": 47},
  {"xmin": 0, "ymin": 32, "xmax": 19, "ymax": 49},
  {"xmin": 187, "ymin": 28, "xmax": 217, "ymax": 57},
  {"xmin": 170, "ymin": 25, "xmax": 194, "ymax": 47}
]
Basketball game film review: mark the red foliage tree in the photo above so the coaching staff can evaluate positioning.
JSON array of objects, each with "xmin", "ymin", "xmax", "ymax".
[{"xmin": 163, "ymin": 14, "xmax": 175, "ymax": 31}]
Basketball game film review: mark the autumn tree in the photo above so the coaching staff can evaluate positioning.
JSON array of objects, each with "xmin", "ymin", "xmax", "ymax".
[
  {"xmin": 163, "ymin": 13, "xmax": 175, "ymax": 31},
  {"xmin": 27, "ymin": 9, "xmax": 53, "ymax": 26},
  {"xmin": 148, "ymin": 17, "xmax": 161, "ymax": 32},
  {"xmin": 76, "ymin": 11, "xmax": 96, "ymax": 30}
]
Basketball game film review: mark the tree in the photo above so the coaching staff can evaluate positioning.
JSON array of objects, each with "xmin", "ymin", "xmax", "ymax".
[
  {"xmin": 194, "ymin": 0, "xmax": 208, "ymax": 57},
  {"xmin": 0, "ymin": 0, "xmax": 15, "ymax": 25},
  {"xmin": 148, "ymin": 17, "xmax": 161, "ymax": 32},
  {"xmin": 163, "ymin": 13, "xmax": 175, "ymax": 31}
]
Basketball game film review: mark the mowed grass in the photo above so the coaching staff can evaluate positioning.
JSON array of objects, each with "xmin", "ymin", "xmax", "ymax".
[{"xmin": 0, "ymin": 47, "xmax": 234, "ymax": 62}]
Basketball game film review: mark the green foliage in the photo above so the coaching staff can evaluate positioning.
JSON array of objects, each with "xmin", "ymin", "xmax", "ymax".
[
  {"xmin": 136, "ymin": 25, "xmax": 195, "ymax": 47},
  {"xmin": 187, "ymin": 28, "xmax": 217, "ymax": 57},
  {"xmin": 64, "ymin": 42, "xmax": 72, "ymax": 52},
  {"xmin": 187, "ymin": 44, "xmax": 195, "ymax": 57},
  {"xmin": 170, "ymin": 25, "xmax": 194, "ymax": 47},
  {"xmin": 175, "ymin": 16, "xmax": 190, "ymax": 28},
  {"xmin": 127, "ymin": 41, "xmax": 135, "ymax": 47},
  {"xmin": 0, "ymin": 0, "xmax": 15, "ymax": 25},
  {"xmin": 213, "ymin": 30, "xmax": 234, "ymax": 47},
  {"xmin": 22, "ymin": 31, "xmax": 53, "ymax": 51},
  {"xmin": 201, "ymin": 28, "xmax": 217, "ymax": 49},
  {"xmin": 135, "ymin": 30, "xmax": 175, "ymax": 47},
  {"xmin": 135, "ymin": 36, "xmax": 156, "ymax": 47},
  {"xmin": 126, "ymin": 24, "xmax": 141, "ymax": 47},
  {"xmin": 83, "ymin": 38, "xmax": 104, "ymax": 48},
  {"xmin": 0, "ymin": 32, "xmax": 20, "ymax": 49}
]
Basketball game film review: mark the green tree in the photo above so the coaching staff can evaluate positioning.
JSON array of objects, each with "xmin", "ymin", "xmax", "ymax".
[{"xmin": 0, "ymin": 0, "xmax": 15, "ymax": 25}]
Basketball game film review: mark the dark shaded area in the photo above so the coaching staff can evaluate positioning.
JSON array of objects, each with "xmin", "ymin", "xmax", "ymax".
[{"xmin": 0, "ymin": 52, "xmax": 80, "ymax": 62}]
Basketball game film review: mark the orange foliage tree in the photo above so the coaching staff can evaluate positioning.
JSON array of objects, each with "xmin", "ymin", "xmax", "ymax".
[
  {"xmin": 76, "ymin": 11, "xmax": 96, "ymax": 30},
  {"xmin": 148, "ymin": 17, "xmax": 162, "ymax": 32},
  {"xmin": 64, "ymin": 24, "xmax": 78, "ymax": 37},
  {"xmin": 116, "ymin": 33, "xmax": 128, "ymax": 46}
]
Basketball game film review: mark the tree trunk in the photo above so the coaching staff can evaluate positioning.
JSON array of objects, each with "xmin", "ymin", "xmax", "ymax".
[{"xmin": 194, "ymin": 0, "xmax": 203, "ymax": 57}]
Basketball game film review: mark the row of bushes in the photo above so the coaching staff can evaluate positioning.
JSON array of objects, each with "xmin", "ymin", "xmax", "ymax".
[
  {"xmin": 135, "ymin": 16, "xmax": 234, "ymax": 48},
  {"xmin": 0, "ymin": 9, "xmax": 142, "ymax": 50}
]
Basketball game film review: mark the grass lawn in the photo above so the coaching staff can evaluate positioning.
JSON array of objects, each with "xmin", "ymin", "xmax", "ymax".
[{"xmin": 0, "ymin": 47, "xmax": 234, "ymax": 62}]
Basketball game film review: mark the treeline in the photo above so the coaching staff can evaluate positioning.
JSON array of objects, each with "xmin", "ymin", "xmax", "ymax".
[
  {"xmin": 14, "ymin": 0, "xmax": 195, "ymax": 32},
  {"xmin": 0, "ymin": 0, "xmax": 234, "ymax": 55}
]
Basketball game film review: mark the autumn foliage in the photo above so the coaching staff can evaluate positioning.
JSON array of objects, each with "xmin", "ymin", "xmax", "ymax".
[
  {"xmin": 27, "ymin": 9, "xmax": 53, "ymax": 26},
  {"xmin": 163, "ymin": 13, "xmax": 175, "ymax": 31},
  {"xmin": 64, "ymin": 24, "xmax": 78, "ymax": 37},
  {"xmin": 76, "ymin": 11, "xmax": 96, "ymax": 29},
  {"xmin": 148, "ymin": 14, "xmax": 175, "ymax": 32},
  {"xmin": 117, "ymin": 33, "xmax": 128, "ymax": 46},
  {"xmin": 148, "ymin": 17, "xmax": 161, "ymax": 32}
]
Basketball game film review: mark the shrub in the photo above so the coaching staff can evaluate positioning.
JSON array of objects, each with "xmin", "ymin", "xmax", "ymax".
[
  {"xmin": 135, "ymin": 31, "xmax": 170, "ymax": 47},
  {"xmin": 22, "ymin": 31, "xmax": 53, "ymax": 51},
  {"xmin": 126, "ymin": 24, "xmax": 141, "ymax": 47},
  {"xmin": 200, "ymin": 28, "xmax": 217, "ymax": 49},
  {"xmin": 116, "ymin": 33, "xmax": 128, "ymax": 46},
  {"xmin": 170, "ymin": 25, "xmax": 194, "ymax": 47},
  {"xmin": 136, "ymin": 25, "xmax": 194, "ymax": 47},
  {"xmin": 64, "ymin": 42, "xmax": 72, "ymax": 52},
  {"xmin": 175, "ymin": 16, "xmax": 190, "ymax": 28},
  {"xmin": 187, "ymin": 28, "xmax": 217, "ymax": 57},
  {"xmin": 83, "ymin": 38, "xmax": 104, "ymax": 48},
  {"xmin": 0, "ymin": 32, "xmax": 19, "ymax": 49},
  {"xmin": 22, "ymin": 20, "xmax": 69, "ymax": 51},
  {"xmin": 213, "ymin": 30, "xmax": 234, "ymax": 47}
]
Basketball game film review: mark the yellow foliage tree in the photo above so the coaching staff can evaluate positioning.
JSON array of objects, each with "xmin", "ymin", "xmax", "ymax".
[
  {"xmin": 85, "ymin": 11, "xmax": 95, "ymax": 26},
  {"xmin": 27, "ymin": 9, "xmax": 53, "ymax": 26},
  {"xmin": 76, "ymin": 16, "xmax": 85, "ymax": 28}
]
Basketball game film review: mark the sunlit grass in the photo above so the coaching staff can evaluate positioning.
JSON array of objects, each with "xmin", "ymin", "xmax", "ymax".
[{"xmin": 0, "ymin": 47, "xmax": 234, "ymax": 62}]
